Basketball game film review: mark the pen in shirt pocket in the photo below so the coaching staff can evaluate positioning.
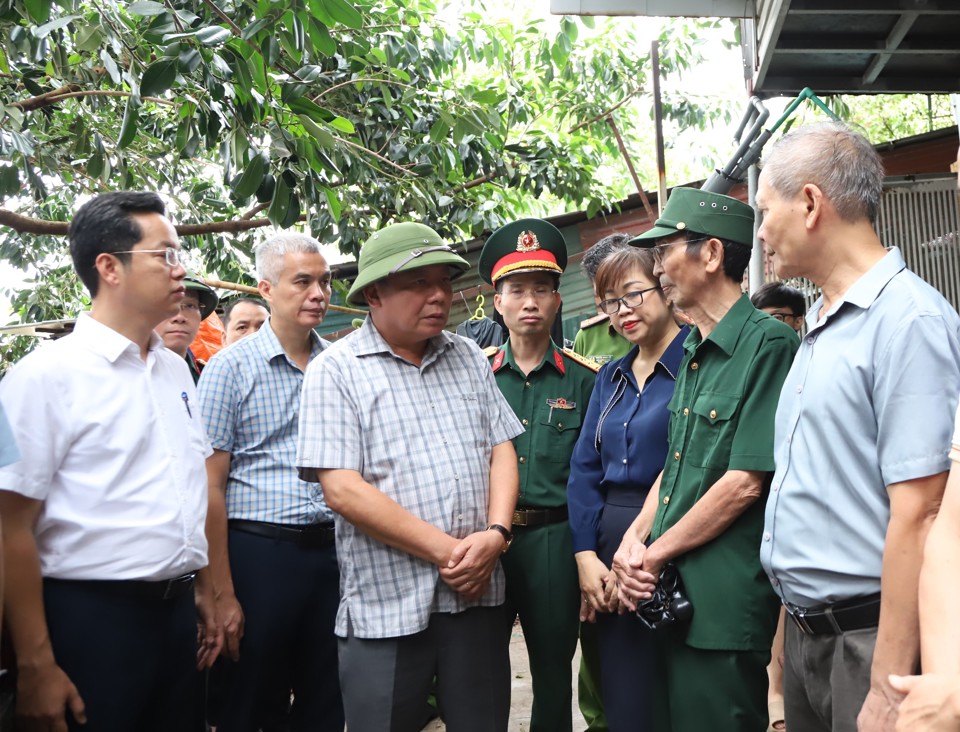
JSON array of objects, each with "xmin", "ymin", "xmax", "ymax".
[{"xmin": 181, "ymin": 391, "xmax": 192, "ymax": 418}]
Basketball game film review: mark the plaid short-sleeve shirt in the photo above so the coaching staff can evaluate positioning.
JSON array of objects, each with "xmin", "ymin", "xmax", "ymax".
[{"xmin": 297, "ymin": 319, "xmax": 523, "ymax": 639}]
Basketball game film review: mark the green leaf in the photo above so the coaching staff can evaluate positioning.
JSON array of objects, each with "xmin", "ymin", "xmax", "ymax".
[
  {"xmin": 127, "ymin": 1, "xmax": 168, "ymax": 16},
  {"xmin": 328, "ymin": 117, "xmax": 355, "ymax": 134},
  {"xmin": 33, "ymin": 15, "xmax": 81, "ymax": 39},
  {"xmin": 267, "ymin": 174, "xmax": 291, "ymax": 227},
  {"xmin": 298, "ymin": 114, "xmax": 336, "ymax": 149},
  {"xmin": 196, "ymin": 27, "xmax": 233, "ymax": 47},
  {"xmin": 23, "ymin": 0, "xmax": 52, "ymax": 23},
  {"xmin": 429, "ymin": 118, "xmax": 449, "ymax": 143},
  {"xmin": 140, "ymin": 59, "xmax": 177, "ymax": 97},
  {"xmin": 100, "ymin": 50, "xmax": 121, "ymax": 84},
  {"xmin": 233, "ymin": 153, "xmax": 267, "ymax": 198},
  {"xmin": 321, "ymin": 0, "xmax": 364, "ymax": 30},
  {"xmin": 74, "ymin": 25, "xmax": 103, "ymax": 54},
  {"xmin": 323, "ymin": 186, "xmax": 341, "ymax": 220},
  {"xmin": 118, "ymin": 97, "xmax": 140, "ymax": 149},
  {"xmin": 241, "ymin": 17, "xmax": 274, "ymax": 41},
  {"xmin": 308, "ymin": 19, "xmax": 336, "ymax": 56}
]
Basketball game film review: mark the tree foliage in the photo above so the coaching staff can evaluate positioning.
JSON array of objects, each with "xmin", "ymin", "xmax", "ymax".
[{"xmin": 0, "ymin": 0, "xmax": 734, "ymax": 365}]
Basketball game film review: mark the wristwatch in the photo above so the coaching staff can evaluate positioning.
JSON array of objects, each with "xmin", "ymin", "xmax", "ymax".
[{"xmin": 486, "ymin": 523, "xmax": 514, "ymax": 553}]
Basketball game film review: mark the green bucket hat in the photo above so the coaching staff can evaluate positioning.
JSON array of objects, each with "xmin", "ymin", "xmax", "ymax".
[
  {"xmin": 183, "ymin": 276, "xmax": 219, "ymax": 320},
  {"xmin": 630, "ymin": 188, "xmax": 755, "ymax": 248},
  {"xmin": 346, "ymin": 223, "xmax": 470, "ymax": 306}
]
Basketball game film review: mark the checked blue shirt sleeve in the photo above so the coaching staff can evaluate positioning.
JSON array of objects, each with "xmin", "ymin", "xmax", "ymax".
[{"xmin": 197, "ymin": 352, "xmax": 242, "ymax": 453}]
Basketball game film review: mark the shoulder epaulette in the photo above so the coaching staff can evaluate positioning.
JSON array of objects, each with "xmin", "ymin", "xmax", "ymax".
[
  {"xmin": 483, "ymin": 345, "xmax": 500, "ymax": 358},
  {"xmin": 562, "ymin": 348, "xmax": 600, "ymax": 373},
  {"xmin": 579, "ymin": 312, "xmax": 610, "ymax": 330}
]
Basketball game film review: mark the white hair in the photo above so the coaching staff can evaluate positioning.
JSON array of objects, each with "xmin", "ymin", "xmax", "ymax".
[{"xmin": 255, "ymin": 233, "xmax": 323, "ymax": 283}]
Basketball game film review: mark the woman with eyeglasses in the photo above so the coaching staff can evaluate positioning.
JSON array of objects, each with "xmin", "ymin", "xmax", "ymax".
[{"xmin": 567, "ymin": 245, "xmax": 688, "ymax": 731}]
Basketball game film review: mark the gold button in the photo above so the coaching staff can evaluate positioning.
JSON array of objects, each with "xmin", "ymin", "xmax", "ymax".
[
  {"xmin": 683, "ymin": 407, "xmax": 689, "ymax": 416},
  {"xmin": 558, "ymin": 422, "xmax": 563, "ymax": 429},
  {"xmin": 522, "ymin": 418, "xmax": 529, "ymax": 426},
  {"xmin": 663, "ymin": 495, "xmax": 670, "ymax": 504},
  {"xmin": 690, "ymin": 362, "xmax": 699, "ymax": 371},
  {"xmin": 674, "ymin": 451, "xmax": 680, "ymax": 461},
  {"xmin": 525, "ymin": 381, "xmax": 531, "ymax": 387},
  {"xmin": 709, "ymin": 409, "xmax": 717, "ymax": 419},
  {"xmin": 519, "ymin": 456, "xmax": 526, "ymax": 464}
]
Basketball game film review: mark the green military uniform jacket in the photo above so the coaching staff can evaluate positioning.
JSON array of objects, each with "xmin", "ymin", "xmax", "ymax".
[
  {"xmin": 488, "ymin": 339, "xmax": 598, "ymax": 507},
  {"xmin": 651, "ymin": 295, "xmax": 799, "ymax": 651},
  {"xmin": 572, "ymin": 313, "xmax": 631, "ymax": 367}
]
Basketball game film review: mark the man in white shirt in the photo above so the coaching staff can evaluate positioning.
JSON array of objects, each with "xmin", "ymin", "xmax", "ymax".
[{"xmin": 0, "ymin": 191, "xmax": 219, "ymax": 732}]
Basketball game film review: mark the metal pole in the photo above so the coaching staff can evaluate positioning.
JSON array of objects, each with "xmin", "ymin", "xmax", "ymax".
[
  {"xmin": 651, "ymin": 40, "xmax": 667, "ymax": 214},
  {"xmin": 748, "ymin": 163, "xmax": 764, "ymax": 294}
]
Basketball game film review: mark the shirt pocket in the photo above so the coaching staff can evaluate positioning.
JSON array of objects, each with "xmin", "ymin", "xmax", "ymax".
[
  {"xmin": 688, "ymin": 392, "xmax": 741, "ymax": 470},
  {"xmin": 536, "ymin": 405, "xmax": 583, "ymax": 463}
]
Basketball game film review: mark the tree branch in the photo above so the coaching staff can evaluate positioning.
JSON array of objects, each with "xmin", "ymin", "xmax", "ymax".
[
  {"xmin": 200, "ymin": 0, "xmax": 243, "ymax": 36},
  {"xmin": 11, "ymin": 84, "xmax": 82, "ymax": 112},
  {"xmin": 0, "ymin": 208, "xmax": 289, "ymax": 236},
  {"xmin": 312, "ymin": 77, "xmax": 415, "ymax": 101}
]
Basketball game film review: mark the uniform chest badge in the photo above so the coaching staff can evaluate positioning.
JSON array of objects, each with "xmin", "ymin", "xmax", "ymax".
[{"xmin": 546, "ymin": 397, "xmax": 575, "ymax": 410}]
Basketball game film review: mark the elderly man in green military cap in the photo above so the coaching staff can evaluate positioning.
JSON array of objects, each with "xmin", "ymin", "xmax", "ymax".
[
  {"xmin": 479, "ymin": 218, "xmax": 599, "ymax": 732},
  {"xmin": 156, "ymin": 275, "xmax": 219, "ymax": 383},
  {"xmin": 296, "ymin": 222, "xmax": 523, "ymax": 732},
  {"xmin": 610, "ymin": 188, "xmax": 799, "ymax": 732}
]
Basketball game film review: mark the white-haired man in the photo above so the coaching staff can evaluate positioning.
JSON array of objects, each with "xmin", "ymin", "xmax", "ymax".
[{"xmin": 198, "ymin": 234, "xmax": 342, "ymax": 731}]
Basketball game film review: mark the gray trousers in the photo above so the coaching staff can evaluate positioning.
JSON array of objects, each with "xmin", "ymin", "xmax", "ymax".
[
  {"xmin": 783, "ymin": 620, "xmax": 877, "ymax": 732},
  {"xmin": 338, "ymin": 605, "xmax": 511, "ymax": 732}
]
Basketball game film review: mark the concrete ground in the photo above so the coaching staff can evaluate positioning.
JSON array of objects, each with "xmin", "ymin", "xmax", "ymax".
[{"xmin": 423, "ymin": 621, "xmax": 588, "ymax": 732}]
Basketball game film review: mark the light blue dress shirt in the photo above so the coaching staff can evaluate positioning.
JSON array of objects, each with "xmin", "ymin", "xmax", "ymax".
[
  {"xmin": 761, "ymin": 248, "xmax": 960, "ymax": 608},
  {"xmin": 198, "ymin": 318, "xmax": 333, "ymax": 525}
]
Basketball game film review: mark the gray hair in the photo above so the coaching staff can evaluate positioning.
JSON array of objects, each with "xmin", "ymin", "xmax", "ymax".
[
  {"xmin": 761, "ymin": 121, "xmax": 884, "ymax": 225},
  {"xmin": 582, "ymin": 232, "xmax": 632, "ymax": 283},
  {"xmin": 255, "ymin": 233, "xmax": 324, "ymax": 283}
]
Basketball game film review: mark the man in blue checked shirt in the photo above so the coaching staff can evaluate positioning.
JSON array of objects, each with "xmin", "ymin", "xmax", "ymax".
[
  {"xmin": 198, "ymin": 233, "xmax": 342, "ymax": 732},
  {"xmin": 297, "ymin": 222, "xmax": 523, "ymax": 732}
]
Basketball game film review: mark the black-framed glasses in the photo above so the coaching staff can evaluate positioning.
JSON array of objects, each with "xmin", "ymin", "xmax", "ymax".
[
  {"xmin": 113, "ymin": 247, "xmax": 182, "ymax": 268},
  {"xmin": 767, "ymin": 311, "xmax": 797, "ymax": 322},
  {"xmin": 597, "ymin": 286, "xmax": 660, "ymax": 315}
]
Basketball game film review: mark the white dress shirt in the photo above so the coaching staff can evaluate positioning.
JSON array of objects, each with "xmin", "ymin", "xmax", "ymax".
[{"xmin": 0, "ymin": 313, "xmax": 210, "ymax": 580}]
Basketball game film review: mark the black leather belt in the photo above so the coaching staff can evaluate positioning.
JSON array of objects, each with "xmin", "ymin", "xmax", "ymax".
[
  {"xmin": 229, "ymin": 519, "xmax": 335, "ymax": 548},
  {"xmin": 48, "ymin": 572, "xmax": 197, "ymax": 601},
  {"xmin": 787, "ymin": 593, "xmax": 881, "ymax": 635},
  {"xmin": 512, "ymin": 505, "xmax": 568, "ymax": 528}
]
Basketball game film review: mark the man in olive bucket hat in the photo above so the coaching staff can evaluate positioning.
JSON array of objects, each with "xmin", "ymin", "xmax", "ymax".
[{"xmin": 297, "ymin": 222, "xmax": 524, "ymax": 732}]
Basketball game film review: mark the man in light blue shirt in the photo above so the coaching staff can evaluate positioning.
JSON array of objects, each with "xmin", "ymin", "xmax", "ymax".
[
  {"xmin": 758, "ymin": 122, "xmax": 960, "ymax": 732},
  {"xmin": 198, "ymin": 233, "xmax": 342, "ymax": 732}
]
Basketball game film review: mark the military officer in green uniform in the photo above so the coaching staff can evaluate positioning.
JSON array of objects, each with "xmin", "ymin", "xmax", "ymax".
[
  {"xmin": 479, "ymin": 218, "xmax": 599, "ymax": 732},
  {"xmin": 612, "ymin": 188, "xmax": 799, "ymax": 732}
]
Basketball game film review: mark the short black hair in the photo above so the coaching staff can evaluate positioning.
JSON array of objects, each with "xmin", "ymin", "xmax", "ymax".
[
  {"xmin": 582, "ymin": 233, "xmax": 632, "ymax": 283},
  {"xmin": 750, "ymin": 281, "xmax": 805, "ymax": 317},
  {"xmin": 222, "ymin": 297, "xmax": 270, "ymax": 328},
  {"xmin": 684, "ymin": 232, "xmax": 751, "ymax": 284},
  {"xmin": 69, "ymin": 191, "xmax": 167, "ymax": 297}
]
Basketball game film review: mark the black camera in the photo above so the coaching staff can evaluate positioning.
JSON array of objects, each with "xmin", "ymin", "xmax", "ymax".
[{"xmin": 635, "ymin": 563, "xmax": 694, "ymax": 631}]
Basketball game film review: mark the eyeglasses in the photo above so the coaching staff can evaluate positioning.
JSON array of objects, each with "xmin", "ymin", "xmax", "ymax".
[
  {"xmin": 598, "ymin": 286, "xmax": 660, "ymax": 315},
  {"xmin": 767, "ymin": 311, "xmax": 797, "ymax": 322},
  {"xmin": 652, "ymin": 237, "xmax": 709, "ymax": 263},
  {"xmin": 113, "ymin": 247, "xmax": 183, "ymax": 268},
  {"xmin": 499, "ymin": 285, "xmax": 557, "ymax": 301}
]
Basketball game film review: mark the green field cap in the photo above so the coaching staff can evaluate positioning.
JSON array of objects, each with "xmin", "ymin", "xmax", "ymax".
[{"xmin": 630, "ymin": 188, "xmax": 755, "ymax": 248}]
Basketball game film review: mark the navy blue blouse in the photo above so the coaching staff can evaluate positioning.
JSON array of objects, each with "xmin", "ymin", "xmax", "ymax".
[{"xmin": 567, "ymin": 327, "xmax": 688, "ymax": 553}]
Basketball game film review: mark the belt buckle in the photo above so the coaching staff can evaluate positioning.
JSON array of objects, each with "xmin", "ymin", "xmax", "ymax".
[
  {"xmin": 162, "ymin": 572, "xmax": 196, "ymax": 600},
  {"xmin": 512, "ymin": 510, "xmax": 528, "ymax": 527},
  {"xmin": 790, "ymin": 608, "xmax": 814, "ymax": 635}
]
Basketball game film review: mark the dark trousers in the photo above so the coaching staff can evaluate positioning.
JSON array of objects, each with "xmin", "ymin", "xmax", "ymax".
[
  {"xmin": 501, "ymin": 522, "xmax": 580, "ymax": 732},
  {"xmin": 43, "ymin": 577, "xmax": 202, "ymax": 732},
  {"xmin": 212, "ymin": 529, "xmax": 343, "ymax": 732},
  {"xmin": 338, "ymin": 606, "xmax": 511, "ymax": 732},
  {"xmin": 654, "ymin": 627, "xmax": 769, "ymax": 732},
  {"xmin": 596, "ymin": 610, "xmax": 655, "ymax": 732},
  {"xmin": 783, "ymin": 621, "xmax": 878, "ymax": 732}
]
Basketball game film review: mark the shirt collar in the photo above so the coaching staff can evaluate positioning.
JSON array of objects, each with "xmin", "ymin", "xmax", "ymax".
[
  {"xmin": 806, "ymin": 247, "xmax": 906, "ymax": 328},
  {"xmin": 496, "ymin": 339, "xmax": 565, "ymax": 375},
  {"xmin": 685, "ymin": 294, "xmax": 755, "ymax": 357},
  {"xmin": 253, "ymin": 317, "xmax": 326, "ymax": 363},
  {"xmin": 73, "ymin": 311, "xmax": 162, "ymax": 364},
  {"xmin": 355, "ymin": 316, "xmax": 455, "ymax": 366},
  {"xmin": 610, "ymin": 326, "xmax": 688, "ymax": 383}
]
